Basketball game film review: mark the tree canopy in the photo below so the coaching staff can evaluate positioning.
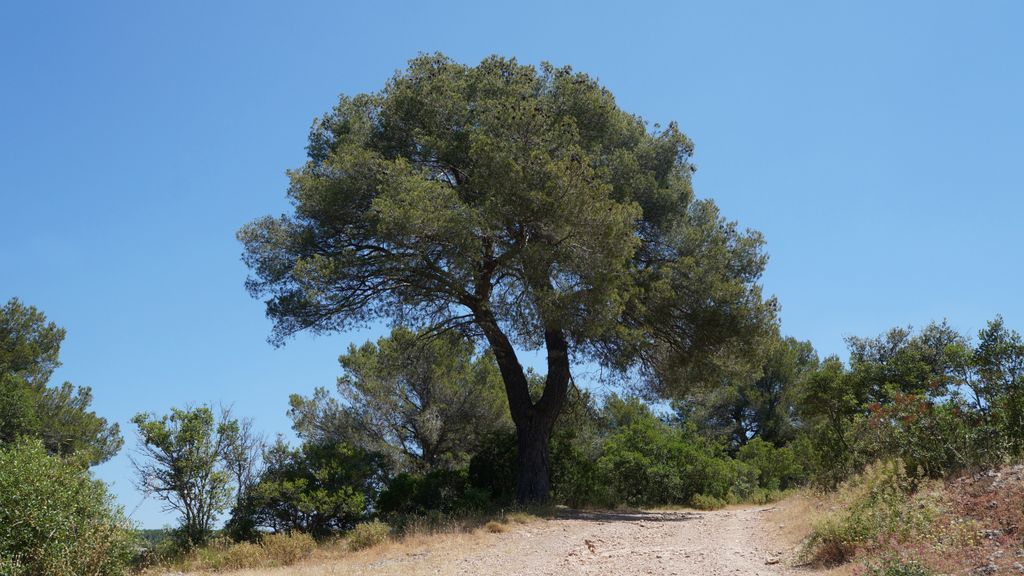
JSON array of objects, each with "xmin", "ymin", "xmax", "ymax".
[
  {"xmin": 0, "ymin": 298, "xmax": 122, "ymax": 466},
  {"xmin": 239, "ymin": 54, "xmax": 775, "ymax": 501},
  {"xmin": 288, "ymin": 327, "xmax": 510, "ymax": 472}
]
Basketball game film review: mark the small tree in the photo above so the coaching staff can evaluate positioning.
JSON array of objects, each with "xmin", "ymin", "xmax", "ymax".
[
  {"xmin": 288, "ymin": 327, "xmax": 511, "ymax": 472},
  {"xmin": 223, "ymin": 413, "xmax": 265, "ymax": 509},
  {"xmin": 131, "ymin": 405, "xmax": 239, "ymax": 547},
  {"xmin": 230, "ymin": 439, "xmax": 385, "ymax": 539}
]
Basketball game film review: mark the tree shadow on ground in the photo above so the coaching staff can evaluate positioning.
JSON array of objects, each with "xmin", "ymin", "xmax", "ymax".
[{"xmin": 553, "ymin": 509, "xmax": 701, "ymax": 523}]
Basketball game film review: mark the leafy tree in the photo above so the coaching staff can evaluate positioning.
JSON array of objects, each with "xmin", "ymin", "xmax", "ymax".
[
  {"xmin": 0, "ymin": 298, "xmax": 122, "ymax": 466},
  {"xmin": 594, "ymin": 398, "xmax": 735, "ymax": 506},
  {"xmin": 239, "ymin": 54, "xmax": 774, "ymax": 502},
  {"xmin": 949, "ymin": 316, "xmax": 1024, "ymax": 410},
  {"xmin": 288, "ymin": 327, "xmax": 510, "ymax": 472},
  {"xmin": 131, "ymin": 405, "xmax": 240, "ymax": 547},
  {"xmin": 0, "ymin": 440, "xmax": 136, "ymax": 576},
  {"xmin": 230, "ymin": 439, "xmax": 385, "ymax": 539},
  {"xmin": 682, "ymin": 335, "xmax": 817, "ymax": 449},
  {"xmin": 845, "ymin": 321, "xmax": 965, "ymax": 403}
]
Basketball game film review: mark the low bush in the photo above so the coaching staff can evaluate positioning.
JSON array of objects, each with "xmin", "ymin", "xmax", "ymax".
[
  {"xmin": 802, "ymin": 461, "xmax": 937, "ymax": 566},
  {"xmin": 858, "ymin": 557, "xmax": 935, "ymax": 576},
  {"xmin": 736, "ymin": 438, "xmax": 804, "ymax": 490},
  {"xmin": 0, "ymin": 440, "xmax": 136, "ymax": 576},
  {"xmin": 260, "ymin": 532, "xmax": 316, "ymax": 565},
  {"xmin": 150, "ymin": 531, "xmax": 316, "ymax": 572},
  {"xmin": 378, "ymin": 468, "xmax": 491, "ymax": 516},
  {"xmin": 690, "ymin": 494, "xmax": 727, "ymax": 510},
  {"xmin": 348, "ymin": 520, "xmax": 390, "ymax": 551},
  {"xmin": 213, "ymin": 541, "xmax": 265, "ymax": 570},
  {"xmin": 229, "ymin": 440, "xmax": 383, "ymax": 539}
]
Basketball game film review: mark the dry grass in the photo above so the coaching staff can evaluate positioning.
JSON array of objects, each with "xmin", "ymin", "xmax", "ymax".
[
  {"xmin": 766, "ymin": 490, "xmax": 856, "ymax": 576},
  {"xmin": 148, "ymin": 511, "xmax": 547, "ymax": 575},
  {"xmin": 199, "ymin": 529, "xmax": 501, "ymax": 576}
]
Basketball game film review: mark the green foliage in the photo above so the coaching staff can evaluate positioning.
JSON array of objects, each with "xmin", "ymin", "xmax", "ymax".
[
  {"xmin": 736, "ymin": 438, "xmax": 803, "ymax": 490},
  {"xmin": 795, "ymin": 318, "xmax": 1024, "ymax": 487},
  {"xmin": 682, "ymin": 335, "xmax": 817, "ymax": 449},
  {"xmin": 595, "ymin": 407, "xmax": 730, "ymax": 506},
  {"xmin": 0, "ymin": 440, "xmax": 136, "ymax": 576},
  {"xmin": 289, "ymin": 327, "xmax": 511, "ymax": 472},
  {"xmin": 690, "ymin": 494, "xmax": 727, "ymax": 510},
  {"xmin": 468, "ymin": 431, "xmax": 518, "ymax": 505},
  {"xmin": 238, "ymin": 54, "xmax": 772, "ymax": 365},
  {"xmin": 0, "ymin": 298, "xmax": 122, "ymax": 466},
  {"xmin": 377, "ymin": 468, "xmax": 490, "ymax": 517},
  {"xmin": 238, "ymin": 53, "xmax": 775, "ymax": 503},
  {"xmin": 803, "ymin": 462, "xmax": 937, "ymax": 566},
  {"xmin": 131, "ymin": 405, "xmax": 240, "ymax": 548},
  {"xmin": 230, "ymin": 440, "xmax": 384, "ymax": 539},
  {"xmin": 347, "ymin": 520, "xmax": 390, "ymax": 551}
]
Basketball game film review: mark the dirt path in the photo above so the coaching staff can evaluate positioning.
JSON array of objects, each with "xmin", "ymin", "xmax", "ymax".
[
  {"xmin": 444, "ymin": 508, "xmax": 796, "ymax": 576},
  {"xmin": 240, "ymin": 506, "xmax": 808, "ymax": 576}
]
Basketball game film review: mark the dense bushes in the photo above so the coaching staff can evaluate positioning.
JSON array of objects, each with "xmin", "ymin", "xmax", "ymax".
[
  {"xmin": 0, "ymin": 440, "xmax": 136, "ymax": 576},
  {"xmin": 802, "ymin": 461, "xmax": 938, "ymax": 566},
  {"xmin": 463, "ymin": 394, "xmax": 797, "ymax": 511},
  {"xmin": 228, "ymin": 440, "xmax": 385, "ymax": 539},
  {"xmin": 377, "ymin": 469, "xmax": 490, "ymax": 517},
  {"xmin": 792, "ymin": 318, "xmax": 1024, "ymax": 488}
]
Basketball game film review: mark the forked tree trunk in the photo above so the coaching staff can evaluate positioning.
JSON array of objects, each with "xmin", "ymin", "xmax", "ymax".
[
  {"xmin": 514, "ymin": 409, "xmax": 558, "ymax": 504},
  {"xmin": 475, "ymin": 308, "xmax": 572, "ymax": 505}
]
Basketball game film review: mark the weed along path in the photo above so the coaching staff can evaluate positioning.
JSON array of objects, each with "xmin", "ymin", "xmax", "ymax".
[{"xmin": 208, "ymin": 505, "xmax": 811, "ymax": 576}]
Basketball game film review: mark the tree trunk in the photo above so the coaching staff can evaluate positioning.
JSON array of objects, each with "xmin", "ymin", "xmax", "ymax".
[
  {"xmin": 514, "ymin": 408, "xmax": 556, "ymax": 503},
  {"xmin": 474, "ymin": 308, "xmax": 572, "ymax": 504}
]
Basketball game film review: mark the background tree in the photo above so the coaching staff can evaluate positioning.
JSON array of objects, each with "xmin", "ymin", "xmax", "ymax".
[
  {"xmin": 222, "ymin": 410, "xmax": 265, "ymax": 510},
  {"xmin": 239, "ymin": 54, "xmax": 775, "ymax": 502},
  {"xmin": 229, "ymin": 439, "xmax": 385, "ymax": 539},
  {"xmin": 0, "ymin": 298, "xmax": 122, "ymax": 466},
  {"xmin": 288, "ymin": 327, "xmax": 511, "ymax": 472},
  {"xmin": 131, "ymin": 405, "xmax": 241, "ymax": 547},
  {"xmin": 681, "ymin": 335, "xmax": 817, "ymax": 449}
]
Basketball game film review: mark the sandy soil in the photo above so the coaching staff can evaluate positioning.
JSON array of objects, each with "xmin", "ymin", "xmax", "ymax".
[{"xmin": 214, "ymin": 506, "xmax": 817, "ymax": 576}]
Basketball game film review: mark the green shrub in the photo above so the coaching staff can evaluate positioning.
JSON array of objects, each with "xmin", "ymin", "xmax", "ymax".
[
  {"xmin": 468, "ymin": 432, "xmax": 518, "ymax": 505},
  {"xmin": 727, "ymin": 460, "xmax": 760, "ymax": 501},
  {"xmin": 348, "ymin": 520, "xmax": 390, "ymax": 551},
  {"xmin": 230, "ymin": 440, "xmax": 383, "ymax": 539},
  {"xmin": 736, "ymin": 438, "xmax": 804, "ymax": 490},
  {"xmin": 0, "ymin": 440, "xmax": 136, "ymax": 576},
  {"xmin": 378, "ymin": 468, "xmax": 491, "ymax": 516},
  {"xmin": 690, "ymin": 494, "xmax": 726, "ymax": 510},
  {"xmin": 593, "ymin": 409, "xmax": 737, "ymax": 507},
  {"xmin": 803, "ymin": 461, "xmax": 936, "ymax": 566}
]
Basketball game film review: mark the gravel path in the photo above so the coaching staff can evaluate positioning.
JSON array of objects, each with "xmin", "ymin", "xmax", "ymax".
[{"xmin": 342, "ymin": 507, "xmax": 801, "ymax": 576}]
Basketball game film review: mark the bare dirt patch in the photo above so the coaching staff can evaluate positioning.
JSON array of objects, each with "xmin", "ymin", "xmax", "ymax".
[{"xmin": 189, "ymin": 506, "xmax": 826, "ymax": 576}]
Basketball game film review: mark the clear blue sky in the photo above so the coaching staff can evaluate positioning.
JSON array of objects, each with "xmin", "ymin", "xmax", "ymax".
[{"xmin": 2, "ymin": 1, "xmax": 1021, "ymax": 528}]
